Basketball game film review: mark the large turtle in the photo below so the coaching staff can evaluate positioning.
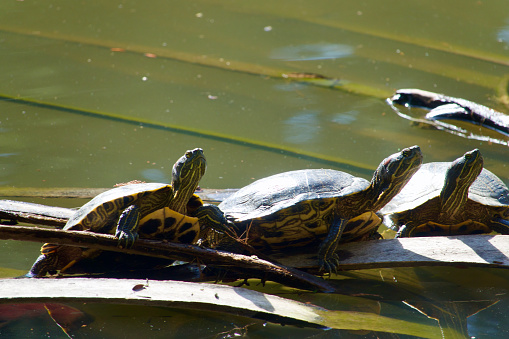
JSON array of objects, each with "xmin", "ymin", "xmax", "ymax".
[
  {"xmin": 381, "ymin": 149, "xmax": 509, "ymax": 237},
  {"xmin": 196, "ymin": 146, "xmax": 423, "ymax": 272},
  {"xmin": 27, "ymin": 148, "xmax": 207, "ymax": 277}
]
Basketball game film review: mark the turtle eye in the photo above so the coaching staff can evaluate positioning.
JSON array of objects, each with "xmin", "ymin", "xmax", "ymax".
[
  {"xmin": 465, "ymin": 153, "xmax": 472, "ymax": 160},
  {"xmin": 402, "ymin": 149, "xmax": 410, "ymax": 157}
]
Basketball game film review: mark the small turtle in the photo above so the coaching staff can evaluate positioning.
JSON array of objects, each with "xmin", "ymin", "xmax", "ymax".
[
  {"xmin": 381, "ymin": 149, "xmax": 509, "ymax": 237},
  {"xmin": 196, "ymin": 146, "xmax": 423, "ymax": 271},
  {"xmin": 27, "ymin": 148, "xmax": 206, "ymax": 277}
]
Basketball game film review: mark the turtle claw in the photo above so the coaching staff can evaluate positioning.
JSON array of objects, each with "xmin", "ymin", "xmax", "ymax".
[
  {"xmin": 395, "ymin": 225, "xmax": 408, "ymax": 238},
  {"xmin": 115, "ymin": 205, "xmax": 140, "ymax": 249},
  {"xmin": 193, "ymin": 204, "xmax": 239, "ymax": 239},
  {"xmin": 116, "ymin": 229, "xmax": 139, "ymax": 249},
  {"xmin": 319, "ymin": 253, "xmax": 340, "ymax": 275}
]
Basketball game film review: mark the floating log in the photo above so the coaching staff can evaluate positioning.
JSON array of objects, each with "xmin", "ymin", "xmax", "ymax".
[
  {"xmin": 278, "ymin": 234, "xmax": 509, "ymax": 270},
  {"xmin": 391, "ymin": 88, "xmax": 509, "ymax": 136},
  {"xmin": 0, "ymin": 187, "xmax": 236, "ymax": 202},
  {"xmin": 0, "ymin": 200, "xmax": 74, "ymax": 226},
  {"xmin": 0, "ymin": 187, "xmax": 236, "ymax": 227},
  {"xmin": 0, "ymin": 278, "xmax": 442, "ymax": 338}
]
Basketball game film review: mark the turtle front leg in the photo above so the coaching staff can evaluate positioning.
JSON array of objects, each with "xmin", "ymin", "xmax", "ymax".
[
  {"xmin": 115, "ymin": 205, "xmax": 140, "ymax": 249},
  {"xmin": 318, "ymin": 215, "xmax": 347, "ymax": 273},
  {"xmin": 192, "ymin": 204, "xmax": 238, "ymax": 238}
]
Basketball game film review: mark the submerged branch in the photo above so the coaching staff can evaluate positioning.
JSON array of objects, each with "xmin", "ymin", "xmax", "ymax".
[
  {"xmin": 0, "ymin": 93, "xmax": 375, "ymax": 174},
  {"xmin": 0, "ymin": 25, "xmax": 392, "ymax": 99}
]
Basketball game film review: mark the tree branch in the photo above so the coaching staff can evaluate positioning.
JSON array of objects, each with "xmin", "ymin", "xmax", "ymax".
[{"xmin": 0, "ymin": 224, "xmax": 335, "ymax": 293}]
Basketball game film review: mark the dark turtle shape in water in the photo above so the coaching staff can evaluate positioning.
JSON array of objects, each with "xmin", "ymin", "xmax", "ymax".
[
  {"xmin": 27, "ymin": 148, "xmax": 206, "ymax": 277},
  {"xmin": 197, "ymin": 146, "xmax": 423, "ymax": 272},
  {"xmin": 381, "ymin": 149, "xmax": 509, "ymax": 237}
]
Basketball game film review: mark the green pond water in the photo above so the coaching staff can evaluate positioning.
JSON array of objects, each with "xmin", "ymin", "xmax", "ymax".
[{"xmin": 1, "ymin": 0, "xmax": 509, "ymax": 337}]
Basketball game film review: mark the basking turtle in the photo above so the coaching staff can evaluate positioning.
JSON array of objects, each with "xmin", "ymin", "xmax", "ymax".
[
  {"xmin": 381, "ymin": 149, "xmax": 509, "ymax": 237},
  {"xmin": 27, "ymin": 148, "xmax": 206, "ymax": 277},
  {"xmin": 196, "ymin": 146, "xmax": 423, "ymax": 271}
]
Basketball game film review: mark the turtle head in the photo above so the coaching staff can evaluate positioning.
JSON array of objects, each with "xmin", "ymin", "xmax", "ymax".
[
  {"xmin": 371, "ymin": 145, "xmax": 423, "ymax": 210},
  {"xmin": 172, "ymin": 148, "xmax": 206, "ymax": 193},
  {"xmin": 440, "ymin": 149, "xmax": 483, "ymax": 218}
]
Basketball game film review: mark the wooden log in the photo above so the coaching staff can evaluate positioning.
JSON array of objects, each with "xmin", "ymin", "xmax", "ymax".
[
  {"xmin": 0, "ymin": 200, "xmax": 74, "ymax": 226},
  {"xmin": 0, "ymin": 278, "xmax": 326, "ymax": 328},
  {"xmin": 0, "ymin": 187, "xmax": 237, "ymax": 227},
  {"xmin": 277, "ymin": 234, "xmax": 509, "ymax": 270},
  {"xmin": 0, "ymin": 187, "xmax": 236, "ymax": 203},
  {"xmin": 0, "ymin": 278, "xmax": 442, "ymax": 338},
  {"xmin": 0, "ymin": 188, "xmax": 236, "ymax": 226}
]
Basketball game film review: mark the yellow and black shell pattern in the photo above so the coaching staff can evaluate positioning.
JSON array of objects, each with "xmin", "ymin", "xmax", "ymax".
[
  {"xmin": 138, "ymin": 207, "xmax": 200, "ymax": 244},
  {"xmin": 217, "ymin": 169, "xmax": 380, "ymax": 251},
  {"xmin": 64, "ymin": 183, "xmax": 174, "ymax": 235},
  {"xmin": 381, "ymin": 161, "xmax": 509, "ymax": 236}
]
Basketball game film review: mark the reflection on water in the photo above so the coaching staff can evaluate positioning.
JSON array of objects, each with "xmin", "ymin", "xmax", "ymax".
[
  {"xmin": 283, "ymin": 111, "xmax": 320, "ymax": 144},
  {"xmin": 272, "ymin": 82, "xmax": 309, "ymax": 92},
  {"xmin": 497, "ymin": 19, "xmax": 509, "ymax": 45},
  {"xmin": 331, "ymin": 110, "xmax": 359, "ymax": 125},
  {"xmin": 469, "ymin": 299, "xmax": 509, "ymax": 338},
  {"xmin": 270, "ymin": 43, "xmax": 353, "ymax": 61},
  {"xmin": 141, "ymin": 168, "xmax": 168, "ymax": 183}
]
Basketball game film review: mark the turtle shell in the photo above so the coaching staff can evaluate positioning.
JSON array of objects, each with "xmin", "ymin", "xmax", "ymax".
[
  {"xmin": 216, "ymin": 169, "xmax": 379, "ymax": 251},
  {"xmin": 381, "ymin": 164, "xmax": 509, "ymax": 218},
  {"xmin": 219, "ymin": 169, "xmax": 369, "ymax": 222},
  {"xmin": 64, "ymin": 183, "xmax": 173, "ymax": 234},
  {"xmin": 468, "ymin": 168, "xmax": 509, "ymax": 207},
  {"xmin": 380, "ymin": 162, "xmax": 449, "ymax": 219}
]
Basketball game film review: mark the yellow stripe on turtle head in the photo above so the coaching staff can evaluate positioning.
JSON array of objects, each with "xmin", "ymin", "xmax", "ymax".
[{"xmin": 170, "ymin": 148, "xmax": 207, "ymax": 213}]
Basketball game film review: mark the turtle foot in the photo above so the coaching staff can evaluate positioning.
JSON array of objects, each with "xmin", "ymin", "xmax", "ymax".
[
  {"xmin": 116, "ymin": 230, "xmax": 140, "ymax": 249},
  {"xmin": 193, "ymin": 204, "xmax": 239, "ymax": 239}
]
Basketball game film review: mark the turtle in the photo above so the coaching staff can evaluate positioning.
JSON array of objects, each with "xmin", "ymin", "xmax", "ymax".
[
  {"xmin": 195, "ymin": 145, "xmax": 423, "ymax": 272},
  {"xmin": 381, "ymin": 148, "xmax": 509, "ymax": 237},
  {"xmin": 27, "ymin": 148, "xmax": 207, "ymax": 277}
]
